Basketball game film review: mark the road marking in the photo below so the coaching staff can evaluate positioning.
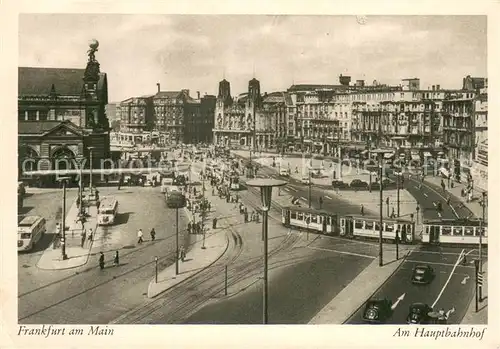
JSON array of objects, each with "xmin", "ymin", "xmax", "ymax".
[
  {"xmin": 414, "ymin": 186, "xmax": 419, "ymax": 190},
  {"xmin": 411, "ymin": 249, "xmax": 476, "ymax": 256},
  {"xmin": 424, "ymin": 193, "xmax": 428, "ymax": 197},
  {"xmin": 461, "ymin": 275, "xmax": 470, "ymax": 285},
  {"xmin": 325, "ymin": 195, "xmax": 332, "ymax": 200},
  {"xmin": 465, "ymin": 249, "xmax": 476, "ymax": 256},
  {"xmin": 438, "ymin": 212, "xmax": 442, "ymax": 218},
  {"xmin": 307, "ymin": 246, "xmax": 375, "ymax": 259},
  {"xmin": 433, "ymin": 202, "xmax": 437, "ymax": 207},
  {"xmin": 411, "ymin": 179, "xmax": 459, "ymax": 218},
  {"xmin": 431, "ymin": 249, "xmax": 465, "ymax": 308},
  {"xmin": 300, "ymin": 197, "xmax": 307, "ymax": 201},
  {"xmin": 405, "ymin": 258, "xmax": 474, "ymax": 269},
  {"xmin": 288, "ymin": 187, "xmax": 297, "ymax": 192}
]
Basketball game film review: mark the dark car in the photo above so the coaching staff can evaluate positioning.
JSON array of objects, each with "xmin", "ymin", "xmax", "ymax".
[
  {"xmin": 411, "ymin": 264, "xmax": 435, "ymax": 284},
  {"xmin": 406, "ymin": 303, "xmax": 433, "ymax": 324},
  {"xmin": 331, "ymin": 180, "xmax": 344, "ymax": 188},
  {"xmin": 362, "ymin": 299, "xmax": 393, "ymax": 323},
  {"xmin": 350, "ymin": 179, "xmax": 368, "ymax": 189}
]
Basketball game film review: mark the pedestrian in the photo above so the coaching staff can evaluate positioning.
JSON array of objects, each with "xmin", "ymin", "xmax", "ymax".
[
  {"xmin": 81, "ymin": 228, "xmax": 86, "ymax": 248},
  {"xmin": 213, "ymin": 217, "xmax": 218, "ymax": 229},
  {"xmin": 180, "ymin": 246, "xmax": 186, "ymax": 262},
  {"xmin": 446, "ymin": 196, "xmax": 451, "ymax": 206},
  {"xmin": 95, "ymin": 189, "xmax": 99, "ymax": 201},
  {"xmin": 187, "ymin": 221, "xmax": 192, "ymax": 234},
  {"xmin": 87, "ymin": 228, "xmax": 93, "ymax": 246},
  {"xmin": 391, "ymin": 207, "xmax": 395, "ymax": 218},
  {"xmin": 361, "ymin": 204, "xmax": 364, "ymax": 216},
  {"xmin": 137, "ymin": 229, "xmax": 144, "ymax": 244},
  {"xmin": 244, "ymin": 211, "xmax": 249, "ymax": 223},
  {"xmin": 150, "ymin": 228, "xmax": 156, "ymax": 241},
  {"xmin": 99, "ymin": 252, "xmax": 105, "ymax": 270},
  {"xmin": 113, "ymin": 251, "xmax": 119, "ymax": 266},
  {"xmin": 319, "ymin": 196, "xmax": 323, "ymax": 210}
]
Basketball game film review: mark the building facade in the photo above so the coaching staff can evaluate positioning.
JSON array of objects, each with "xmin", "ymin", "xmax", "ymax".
[
  {"xmin": 18, "ymin": 41, "xmax": 110, "ymax": 185},
  {"xmin": 213, "ymin": 78, "xmax": 276, "ymax": 149}
]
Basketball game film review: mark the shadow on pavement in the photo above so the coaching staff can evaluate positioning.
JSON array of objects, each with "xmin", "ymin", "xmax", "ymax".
[{"xmin": 115, "ymin": 212, "xmax": 133, "ymax": 225}]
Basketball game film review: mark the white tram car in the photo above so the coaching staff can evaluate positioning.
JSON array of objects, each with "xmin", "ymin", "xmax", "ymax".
[
  {"xmin": 422, "ymin": 219, "xmax": 488, "ymax": 245},
  {"xmin": 281, "ymin": 206, "xmax": 414, "ymax": 244},
  {"xmin": 281, "ymin": 206, "xmax": 339, "ymax": 235}
]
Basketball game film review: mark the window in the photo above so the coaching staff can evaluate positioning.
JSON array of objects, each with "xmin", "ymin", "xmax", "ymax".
[
  {"xmin": 310, "ymin": 215, "xmax": 318, "ymax": 224},
  {"xmin": 464, "ymin": 227, "xmax": 474, "ymax": 236},
  {"xmin": 365, "ymin": 221, "xmax": 374, "ymax": 230},
  {"xmin": 27, "ymin": 110, "xmax": 37, "ymax": 121},
  {"xmin": 39, "ymin": 110, "xmax": 48, "ymax": 121},
  {"xmin": 453, "ymin": 227, "xmax": 463, "ymax": 236},
  {"xmin": 442, "ymin": 226, "xmax": 452, "ymax": 235},
  {"xmin": 18, "ymin": 110, "xmax": 25, "ymax": 121},
  {"xmin": 355, "ymin": 221, "xmax": 363, "ymax": 229}
]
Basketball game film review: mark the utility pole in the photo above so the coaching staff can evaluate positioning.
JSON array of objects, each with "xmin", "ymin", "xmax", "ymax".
[
  {"xmin": 379, "ymin": 159, "xmax": 383, "ymax": 267},
  {"xmin": 397, "ymin": 172, "xmax": 401, "ymax": 217},
  {"xmin": 308, "ymin": 169, "xmax": 312, "ymax": 208},
  {"xmin": 479, "ymin": 191, "xmax": 486, "ymax": 300}
]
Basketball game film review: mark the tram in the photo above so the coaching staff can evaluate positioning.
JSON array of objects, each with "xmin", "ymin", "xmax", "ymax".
[
  {"xmin": 281, "ymin": 206, "xmax": 339, "ymax": 235},
  {"xmin": 340, "ymin": 215, "xmax": 415, "ymax": 244},
  {"xmin": 422, "ymin": 218, "xmax": 487, "ymax": 245},
  {"xmin": 281, "ymin": 206, "xmax": 415, "ymax": 244}
]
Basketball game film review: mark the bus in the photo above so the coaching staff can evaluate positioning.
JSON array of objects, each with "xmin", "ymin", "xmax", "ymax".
[
  {"xmin": 422, "ymin": 218, "xmax": 487, "ymax": 245},
  {"xmin": 97, "ymin": 197, "xmax": 119, "ymax": 226},
  {"xmin": 18, "ymin": 216, "xmax": 46, "ymax": 252}
]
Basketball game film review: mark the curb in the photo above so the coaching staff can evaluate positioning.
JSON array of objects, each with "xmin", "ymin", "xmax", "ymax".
[
  {"xmin": 147, "ymin": 228, "xmax": 231, "ymax": 299},
  {"xmin": 340, "ymin": 249, "xmax": 411, "ymax": 324}
]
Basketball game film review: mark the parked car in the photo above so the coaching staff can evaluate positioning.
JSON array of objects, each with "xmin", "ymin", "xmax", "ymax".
[
  {"xmin": 279, "ymin": 168, "xmax": 290, "ymax": 176},
  {"xmin": 406, "ymin": 303, "xmax": 433, "ymax": 324},
  {"xmin": 411, "ymin": 264, "xmax": 435, "ymax": 284},
  {"xmin": 350, "ymin": 179, "xmax": 368, "ymax": 189},
  {"xmin": 362, "ymin": 299, "xmax": 393, "ymax": 323},
  {"xmin": 301, "ymin": 176, "xmax": 310, "ymax": 185},
  {"xmin": 331, "ymin": 180, "xmax": 344, "ymax": 188}
]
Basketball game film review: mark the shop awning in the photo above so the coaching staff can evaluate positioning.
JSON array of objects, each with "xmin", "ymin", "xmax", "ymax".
[{"xmin": 423, "ymin": 152, "xmax": 432, "ymax": 157}]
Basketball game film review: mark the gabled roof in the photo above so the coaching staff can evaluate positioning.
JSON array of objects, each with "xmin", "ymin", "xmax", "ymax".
[
  {"xmin": 18, "ymin": 119, "xmax": 85, "ymax": 136},
  {"xmin": 18, "ymin": 67, "xmax": 105, "ymax": 96}
]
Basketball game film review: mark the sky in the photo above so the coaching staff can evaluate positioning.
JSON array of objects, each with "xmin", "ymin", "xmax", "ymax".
[{"xmin": 18, "ymin": 14, "xmax": 487, "ymax": 103}]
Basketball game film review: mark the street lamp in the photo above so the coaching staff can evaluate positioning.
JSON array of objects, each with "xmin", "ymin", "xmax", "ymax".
[
  {"xmin": 155, "ymin": 256, "xmax": 158, "ymax": 283},
  {"xmin": 308, "ymin": 169, "xmax": 312, "ymax": 208},
  {"xmin": 246, "ymin": 178, "xmax": 287, "ymax": 324},
  {"xmin": 87, "ymin": 146, "xmax": 96, "ymax": 196},
  {"xmin": 371, "ymin": 149, "xmax": 387, "ymax": 267},
  {"xmin": 395, "ymin": 170, "xmax": 402, "ymax": 217},
  {"xmin": 56, "ymin": 176, "xmax": 71, "ymax": 260},
  {"xmin": 479, "ymin": 191, "xmax": 486, "ymax": 300}
]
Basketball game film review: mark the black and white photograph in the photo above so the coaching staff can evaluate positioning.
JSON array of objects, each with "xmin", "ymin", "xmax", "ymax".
[{"xmin": 1, "ymin": 2, "xmax": 498, "ymax": 348}]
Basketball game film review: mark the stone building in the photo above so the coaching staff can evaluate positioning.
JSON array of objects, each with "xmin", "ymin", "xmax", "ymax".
[
  {"xmin": 213, "ymin": 77, "xmax": 276, "ymax": 149},
  {"xmin": 18, "ymin": 40, "xmax": 109, "ymax": 185}
]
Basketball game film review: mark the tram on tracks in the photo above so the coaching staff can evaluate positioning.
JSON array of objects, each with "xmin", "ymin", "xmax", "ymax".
[
  {"xmin": 422, "ymin": 218, "xmax": 488, "ymax": 245},
  {"xmin": 281, "ymin": 206, "xmax": 415, "ymax": 244}
]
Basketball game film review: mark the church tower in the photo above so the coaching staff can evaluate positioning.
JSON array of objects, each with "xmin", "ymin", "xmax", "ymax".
[
  {"xmin": 217, "ymin": 79, "xmax": 232, "ymax": 106},
  {"xmin": 248, "ymin": 78, "xmax": 262, "ymax": 108},
  {"xmin": 83, "ymin": 39, "xmax": 108, "ymax": 130}
]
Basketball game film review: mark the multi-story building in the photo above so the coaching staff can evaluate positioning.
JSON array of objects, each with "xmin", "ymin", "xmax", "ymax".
[
  {"xmin": 18, "ymin": 41, "xmax": 110, "ymax": 185},
  {"xmin": 213, "ymin": 77, "xmax": 276, "ymax": 149},
  {"xmin": 115, "ymin": 85, "xmax": 216, "ymax": 146},
  {"xmin": 116, "ymin": 95, "xmax": 154, "ymax": 144},
  {"xmin": 184, "ymin": 93, "xmax": 216, "ymax": 144}
]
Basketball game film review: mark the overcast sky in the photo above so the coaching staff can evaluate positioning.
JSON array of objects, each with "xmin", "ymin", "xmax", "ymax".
[{"xmin": 19, "ymin": 14, "xmax": 487, "ymax": 103}]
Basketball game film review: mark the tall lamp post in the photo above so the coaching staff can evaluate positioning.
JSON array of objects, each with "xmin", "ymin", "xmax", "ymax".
[
  {"xmin": 308, "ymin": 169, "xmax": 312, "ymax": 208},
  {"xmin": 87, "ymin": 146, "xmax": 96, "ymax": 196},
  {"xmin": 371, "ymin": 149, "xmax": 387, "ymax": 267},
  {"xmin": 56, "ymin": 176, "xmax": 71, "ymax": 260},
  {"xmin": 395, "ymin": 170, "xmax": 402, "ymax": 217},
  {"xmin": 479, "ymin": 191, "xmax": 486, "ymax": 300},
  {"xmin": 246, "ymin": 178, "xmax": 287, "ymax": 324}
]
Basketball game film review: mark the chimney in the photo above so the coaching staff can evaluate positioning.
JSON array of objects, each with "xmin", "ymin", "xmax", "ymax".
[
  {"xmin": 197, "ymin": 91, "xmax": 200, "ymax": 99},
  {"xmin": 157, "ymin": 83, "xmax": 160, "ymax": 93},
  {"xmin": 432, "ymin": 85, "xmax": 435, "ymax": 91},
  {"xmin": 436, "ymin": 84, "xmax": 440, "ymax": 90}
]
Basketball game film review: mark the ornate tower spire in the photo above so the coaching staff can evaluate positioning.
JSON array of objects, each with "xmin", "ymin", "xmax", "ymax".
[{"xmin": 84, "ymin": 39, "xmax": 100, "ymax": 82}]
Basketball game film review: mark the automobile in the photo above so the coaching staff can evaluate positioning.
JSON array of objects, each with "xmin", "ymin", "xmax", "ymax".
[
  {"xmin": 406, "ymin": 303, "xmax": 433, "ymax": 324},
  {"xmin": 331, "ymin": 180, "xmax": 344, "ymax": 188},
  {"xmin": 300, "ymin": 176, "xmax": 310, "ymax": 185},
  {"xmin": 279, "ymin": 168, "xmax": 290, "ymax": 176},
  {"xmin": 362, "ymin": 299, "xmax": 393, "ymax": 323},
  {"xmin": 411, "ymin": 264, "xmax": 435, "ymax": 284},
  {"xmin": 350, "ymin": 179, "xmax": 368, "ymax": 189}
]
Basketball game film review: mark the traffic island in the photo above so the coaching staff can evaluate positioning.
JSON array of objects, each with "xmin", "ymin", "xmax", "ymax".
[
  {"xmin": 36, "ymin": 201, "xmax": 99, "ymax": 270},
  {"xmin": 147, "ymin": 223, "xmax": 230, "ymax": 298},
  {"xmin": 309, "ymin": 248, "xmax": 412, "ymax": 324}
]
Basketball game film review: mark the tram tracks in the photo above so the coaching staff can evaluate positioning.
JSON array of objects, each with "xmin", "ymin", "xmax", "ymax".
[{"xmin": 111, "ymin": 189, "xmax": 301, "ymax": 324}]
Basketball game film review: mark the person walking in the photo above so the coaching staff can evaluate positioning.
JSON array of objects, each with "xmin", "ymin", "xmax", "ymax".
[
  {"xmin": 87, "ymin": 228, "xmax": 93, "ymax": 247},
  {"xmin": 99, "ymin": 252, "xmax": 105, "ymax": 270},
  {"xmin": 361, "ymin": 204, "xmax": 365, "ymax": 216},
  {"xmin": 113, "ymin": 251, "xmax": 119, "ymax": 266},
  {"xmin": 150, "ymin": 228, "xmax": 156, "ymax": 241},
  {"xmin": 137, "ymin": 229, "xmax": 144, "ymax": 244},
  {"xmin": 80, "ymin": 228, "xmax": 86, "ymax": 248}
]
